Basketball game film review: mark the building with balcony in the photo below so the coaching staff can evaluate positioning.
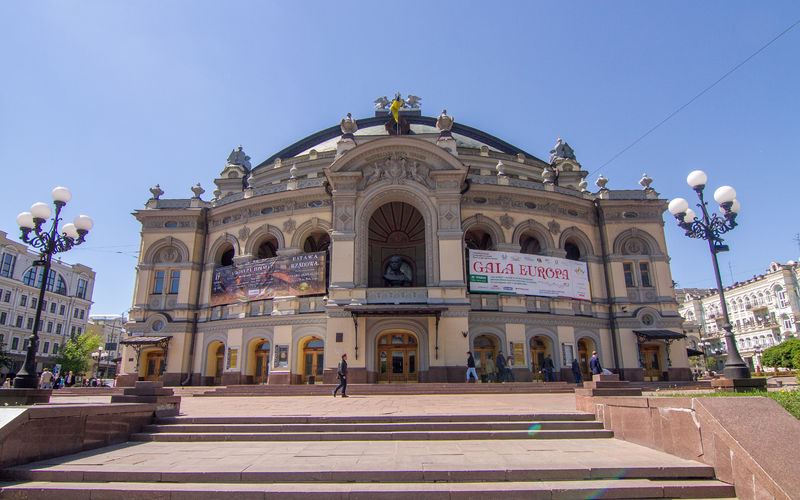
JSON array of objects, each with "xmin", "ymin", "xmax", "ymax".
[
  {"xmin": 88, "ymin": 315, "xmax": 126, "ymax": 378},
  {"xmin": 0, "ymin": 230, "xmax": 95, "ymax": 377},
  {"xmin": 118, "ymin": 101, "xmax": 691, "ymax": 386},
  {"xmin": 677, "ymin": 261, "xmax": 800, "ymax": 372}
]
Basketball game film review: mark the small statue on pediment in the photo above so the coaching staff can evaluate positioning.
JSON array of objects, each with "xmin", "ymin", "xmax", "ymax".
[
  {"xmin": 226, "ymin": 145, "xmax": 251, "ymax": 169},
  {"xmin": 436, "ymin": 109, "xmax": 454, "ymax": 132},
  {"xmin": 149, "ymin": 184, "xmax": 164, "ymax": 200},
  {"xmin": 549, "ymin": 138, "xmax": 576, "ymax": 164},
  {"xmin": 340, "ymin": 113, "xmax": 358, "ymax": 136},
  {"xmin": 383, "ymin": 256, "xmax": 413, "ymax": 287}
]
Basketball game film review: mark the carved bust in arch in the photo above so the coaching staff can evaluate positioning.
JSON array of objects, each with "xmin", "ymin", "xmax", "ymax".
[{"xmin": 383, "ymin": 256, "xmax": 413, "ymax": 287}]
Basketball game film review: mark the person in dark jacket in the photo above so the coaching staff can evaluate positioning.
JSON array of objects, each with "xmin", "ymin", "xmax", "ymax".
[
  {"xmin": 571, "ymin": 358, "xmax": 583, "ymax": 384},
  {"xmin": 543, "ymin": 354, "xmax": 555, "ymax": 382},
  {"xmin": 333, "ymin": 354, "xmax": 348, "ymax": 397},
  {"xmin": 495, "ymin": 351, "xmax": 507, "ymax": 382},
  {"xmin": 589, "ymin": 351, "xmax": 602, "ymax": 375},
  {"xmin": 466, "ymin": 351, "xmax": 478, "ymax": 382}
]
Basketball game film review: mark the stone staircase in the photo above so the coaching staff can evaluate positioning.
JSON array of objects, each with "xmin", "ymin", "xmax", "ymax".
[{"xmin": 0, "ymin": 411, "xmax": 736, "ymax": 498}]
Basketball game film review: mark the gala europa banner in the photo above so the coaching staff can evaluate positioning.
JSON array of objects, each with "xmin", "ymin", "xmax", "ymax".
[
  {"xmin": 468, "ymin": 249, "xmax": 590, "ymax": 301},
  {"xmin": 210, "ymin": 252, "xmax": 326, "ymax": 306}
]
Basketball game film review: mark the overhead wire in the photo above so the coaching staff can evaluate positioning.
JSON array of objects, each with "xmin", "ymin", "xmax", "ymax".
[{"xmin": 589, "ymin": 17, "xmax": 800, "ymax": 176}]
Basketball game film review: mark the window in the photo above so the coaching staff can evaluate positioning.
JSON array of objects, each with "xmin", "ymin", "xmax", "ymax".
[
  {"xmin": 0, "ymin": 253, "xmax": 15, "ymax": 278},
  {"xmin": 3, "ymin": 291, "xmax": 10, "ymax": 302},
  {"xmin": 50, "ymin": 302, "xmax": 56, "ymax": 313},
  {"xmin": 623, "ymin": 263, "xmax": 636, "ymax": 287},
  {"xmin": 19, "ymin": 295, "xmax": 27, "ymax": 307},
  {"xmin": 43, "ymin": 342, "xmax": 49, "ymax": 354},
  {"xmin": 73, "ymin": 309, "xmax": 79, "ymax": 319},
  {"xmin": 54, "ymin": 275, "xmax": 67, "ymax": 295},
  {"xmin": 79, "ymin": 310, "xmax": 84, "ymax": 320},
  {"xmin": 23, "ymin": 268, "xmax": 37, "ymax": 286},
  {"xmin": 22, "ymin": 339, "xmax": 28, "ymax": 349},
  {"xmin": 59, "ymin": 304, "xmax": 65, "ymax": 315},
  {"xmin": 31, "ymin": 298, "xmax": 37, "ymax": 309},
  {"xmin": 55, "ymin": 323, "xmax": 62, "ymax": 334},
  {"xmin": 784, "ymin": 318, "xmax": 793, "ymax": 329},
  {"xmin": 41, "ymin": 300, "xmax": 47, "ymax": 310},
  {"xmin": 26, "ymin": 317, "xmax": 33, "ymax": 330},
  {"xmin": 76, "ymin": 279, "xmax": 88, "ymax": 299},
  {"xmin": 76, "ymin": 327, "xmax": 82, "ymax": 335},
  {"xmin": 46, "ymin": 321, "xmax": 53, "ymax": 333},
  {"xmin": 0, "ymin": 312, "xmax": 5, "ymax": 325},
  {"xmin": 639, "ymin": 262, "xmax": 652, "ymax": 287},
  {"xmin": 153, "ymin": 270, "xmax": 165, "ymax": 294},
  {"xmin": 168, "ymin": 270, "xmax": 180, "ymax": 294},
  {"xmin": 53, "ymin": 343, "xmax": 59, "ymax": 353},
  {"xmin": 70, "ymin": 326, "xmax": 76, "ymax": 335},
  {"xmin": 15, "ymin": 315, "xmax": 23, "ymax": 328},
  {"xmin": 11, "ymin": 337, "xmax": 18, "ymax": 350},
  {"xmin": 779, "ymin": 292, "xmax": 788, "ymax": 308}
]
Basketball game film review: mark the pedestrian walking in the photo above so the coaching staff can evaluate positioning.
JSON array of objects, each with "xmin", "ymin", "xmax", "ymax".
[
  {"xmin": 466, "ymin": 351, "xmax": 478, "ymax": 382},
  {"xmin": 505, "ymin": 354, "xmax": 515, "ymax": 382},
  {"xmin": 590, "ymin": 351, "xmax": 602, "ymax": 376},
  {"xmin": 333, "ymin": 354, "xmax": 348, "ymax": 397},
  {"xmin": 39, "ymin": 368, "xmax": 54, "ymax": 389},
  {"xmin": 484, "ymin": 354, "xmax": 496, "ymax": 383},
  {"xmin": 571, "ymin": 358, "xmax": 583, "ymax": 384},
  {"xmin": 64, "ymin": 371, "xmax": 75, "ymax": 387},
  {"xmin": 543, "ymin": 354, "xmax": 555, "ymax": 382},
  {"xmin": 496, "ymin": 351, "xmax": 507, "ymax": 382}
]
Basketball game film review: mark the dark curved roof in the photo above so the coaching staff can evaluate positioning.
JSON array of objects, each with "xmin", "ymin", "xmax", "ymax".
[{"xmin": 256, "ymin": 115, "xmax": 537, "ymax": 168}]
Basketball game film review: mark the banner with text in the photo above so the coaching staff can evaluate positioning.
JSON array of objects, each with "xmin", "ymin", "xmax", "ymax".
[
  {"xmin": 211, "ymin": 252, "xmax": 326, "ymax": 306},
  {"xmin": 468, "ymin": 250, "xmax": 590, "ymax": 301}
]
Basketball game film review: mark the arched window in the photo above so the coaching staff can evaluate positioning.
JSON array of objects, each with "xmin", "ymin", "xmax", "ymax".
[
  {"xmin": 519, "ymin": 234, "xmax": 541, "ymax": 255},
  {"xmin": 256, "ymin": 238, "xmax": 277, "ymax": 260},
  {"xmin": 465, "ymin": 228, "xmax": 494, "ymax": 251},
  {"xmin": 23, "ymin": 268, "xmax": 37, "ymax": 286},
  {"xmin": 564, "ymin": 241, "xmax": 581, "ymax": 261}
]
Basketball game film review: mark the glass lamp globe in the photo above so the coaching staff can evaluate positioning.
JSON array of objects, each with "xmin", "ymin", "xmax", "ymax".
[
  {"xmin": 668, "ymin": 198, "xmax": 689, "ymax": 215},
  {"xmin": 713, "ymin": 186, "xmax": 736, "ymax": 204},
  {"xmin": 51, "ymin": 186, "xmax": 72, "ymax": 204},
  {"xmin": 30, "ymin": 202, "xmax": 52, "ymax": 220},
  {"xmin": 61, "ymin": 223, "xmax": 79, "ymax": 239},
  {"xmin": 730, "ymin": 199, "xmax": 741, "ymax": 213},
  {"xmin": 683, "ymin": 208, "xmax": 697, "ymax": 223},
  {"xmin": 16, "ymin": 212, "xmax": 34, "ymax": 229},
  {"xmin": 74, "ymin": 215, "xmax": 93, "ymax": 232},
  {"xmin": 686, "ymin": 170, "xmax": 708, "ymax": 188}
]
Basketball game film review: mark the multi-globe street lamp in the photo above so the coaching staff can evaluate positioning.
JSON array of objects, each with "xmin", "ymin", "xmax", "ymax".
[
  {"xmin": 668, "ymin": 170, "xmax": 751, "ymax": 380},
  {"xmin": 13, "ymin": 187, "xmax": 92, "ymax": 389},
  {"xmin": 91, "ymin": 346, "xmax": 109, "ymax": 380}
]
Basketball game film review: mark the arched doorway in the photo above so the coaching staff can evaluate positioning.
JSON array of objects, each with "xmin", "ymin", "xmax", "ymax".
[
  {"xmin": 377, "ymin": 331, "xmax": 418, "ymax": 383},
  {"xmin": 254, "ymin": 340, "xmax": 270, "ymax": 384},
  {"xmin": 205, "ymin": 341, "xmax": 225, "ymax": 386},
  {"xmin": 473, "ymin": 335, "xmax": 498, "ymax": 381},
  {"xmin": 368, "ymin": 202, "xmax": 426, "ymax": 287},
  {"xmin": 301, "ymin": 338, "xmax": 324, "ymax": 384},
  {"xmin": 641, "ymin": 344, "xmax": 663, "ymax": 381},
  {"xmin": 529, "ymin": 336, "xmax": 551, "ymax": 382},
  {"xmin": 577, "ymin": 338, "xmax": 596, "ymax": 381},
  {"xmin": 143, "ymin": 349, "xmax": 165, "ymax": 381}
]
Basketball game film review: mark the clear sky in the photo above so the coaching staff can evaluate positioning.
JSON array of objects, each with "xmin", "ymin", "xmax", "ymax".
[{"xmin": 1, "ymin": 1, "xmax": 798, "ymax": 315}]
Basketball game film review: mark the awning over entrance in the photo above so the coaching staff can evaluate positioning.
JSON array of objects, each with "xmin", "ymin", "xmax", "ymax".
[
  {"xmin": 120, "ymin": 336, "xmax": 172, "ymax": 368},
  {"xmin": 687, "ymin": 347, "xmax": 704, "ymax": 357},
  {"xmin": 632, "ymin": 330, "xmax": 686, "ymax": 340},
  {"xmin": 343, "ymin": 305, "xmax": 448, "ymax": 361}
]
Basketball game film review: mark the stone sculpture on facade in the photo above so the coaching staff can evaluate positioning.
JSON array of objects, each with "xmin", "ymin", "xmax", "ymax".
[
  {"xmin": 404, "ymin": 95, "xmax": 422, "ymax": 109},
  {"xmin": 373, "ymin": 96, "xmax": 391, "ymax": 110},
  {"xmin": 340, "ymin": 113, "xmax": 358, "ymax": 137},
  {"xmin": 383, "ymin": 256, "xmax": 413, "ymax": 287},
  {"xmin": 190, "ymin": 183, "xmax": 205, "ymax": 199},
  {"xmin": 436, "ymin": 110, "xmax": 454, "ymax": 132},
  {"xmin": 542, "ymin": 166, "xmax": 557, "ymax": 184},
  {"xmin": 549, "ymin": 138, "xmax": 576, "ymax": 164},
  {"xmin": 639, "ymin": 173, "xmax": 654, "ymax": 191},
  {"xmin": 149, "ymin": 184, "xmax": 164, "ymax": 200},
  {"xmin": 595, "ymin": 174, "xmax": 609, "ymax": 190},
  {"xmin": 361, "ymin": 155, "xmax": 432, "ymax": 189},
  {"xmin": 227, "ymin": 145, "xmax": 251, "ymax": 169},
  {"xmin": 495, "ymin": 160, "xmax": 505, "ymax": 176}
]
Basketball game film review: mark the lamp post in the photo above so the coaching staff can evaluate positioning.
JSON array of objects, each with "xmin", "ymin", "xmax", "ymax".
[
  {"xmin": 668, "ymin": 170, "xmax": 750, "ymax": 380},
  {"xmin": 13, "ymin": 187, "xmax": 92, "ymax": 389},
  {"xmin": 91, "ymin": 347, "xmax": 108, "ymax": 380}
]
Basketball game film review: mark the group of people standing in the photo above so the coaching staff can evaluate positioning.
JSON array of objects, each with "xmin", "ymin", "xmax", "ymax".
[{"xmin": 467, "ymin": 349, "xmax": 605, "ymax": 384}]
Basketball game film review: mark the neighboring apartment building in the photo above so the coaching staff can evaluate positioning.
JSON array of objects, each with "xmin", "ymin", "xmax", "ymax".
[
  {"xmin": 677, "ymin": 262, "xmax": 800, "ymax": 372},
  {"xmin": 88, "ymin": 315, "xmax": 126, "ymax": 378},
  {"xmin": 0, "ymin": 230, "xmax": 95, "ymax": 376}
]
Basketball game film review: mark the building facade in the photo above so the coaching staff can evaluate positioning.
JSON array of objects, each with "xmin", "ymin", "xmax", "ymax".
[
  {"xmin": 0, "ymin": 230, "xmax": 95, "ymax": 377},
  {"xmin": 119, "ymin": 102, "xmax": 691, "ymax": 386},
  {"xmin": 88, "ymin": 315, "xmax": 126, "ymax": 378},
  {"xmin": 678, "ymin": 262, "xmax": 800, "ymax": 372}
]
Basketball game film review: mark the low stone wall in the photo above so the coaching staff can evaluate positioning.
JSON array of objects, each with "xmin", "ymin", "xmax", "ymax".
[
  {"xmin": 576, "ymin": 394, "xmax": 800, "ymax": 500},
  {"xmin": 0, "ymin": 403, "xmax": 155, "ymax": 468}
]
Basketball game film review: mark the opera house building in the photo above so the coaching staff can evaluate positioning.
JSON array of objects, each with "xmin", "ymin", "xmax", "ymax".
[{"xmin": 118, "ymin": 98, "xmax": 691, "ymax": 386}]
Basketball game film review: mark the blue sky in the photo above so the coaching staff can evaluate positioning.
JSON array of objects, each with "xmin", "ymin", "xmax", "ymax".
[{"xmin": 1, "ymin": 1, "xmax": 798, "ymax": 314}]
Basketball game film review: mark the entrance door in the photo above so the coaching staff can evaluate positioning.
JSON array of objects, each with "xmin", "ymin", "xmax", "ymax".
[
  {"xmin": 530, "ymin": 337, "xmax": 547, "ymax": 382},
  {"xmin": 144, "ymin": 350, "xmax": 164, "ymax": 381},
  {"xmin": 642, "ymin": 345, "xmax": 662, "ymax": 381},
  {"xmin": 577, "ymin": 339, "xmax": 592, "ymax": 381},
  {"xmin": 377, "ymin": 332, "xmax": 418, "ymax": 383},
  {"xmin": 214, "ymin": 344, "xmax": 224, "ymax": 385},
  {"xmin": 473, "ymin": 335, "xmax": 497, "ymax": 381},
  {"xmin": 302, "ymin": 339, "xmax": 324, "ymax": 384},
  {"xmin": 254, "ymin": 341, "xmax": 270, "ymax": 384}
]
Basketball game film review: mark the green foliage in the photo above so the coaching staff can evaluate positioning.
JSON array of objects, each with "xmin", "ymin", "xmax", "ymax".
[
  {"xmin": 0, "ymin": 342, "xmax": 13, "ymax": 371},
  {"xmin": 760, "ymin": 339, "xmax": 800, "ymax": 369},
  {"xmin": 768, "ymin": 390, "xmax": 800, "ymax": 420},
  {"xmin": 52, "ymin": 331, "xmax": 103, "ymax": 376}
]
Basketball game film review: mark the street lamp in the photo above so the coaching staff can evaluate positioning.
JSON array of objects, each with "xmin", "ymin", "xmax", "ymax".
[
  {"xmin": 91, "ymin": 347, "xmax": 107, "ymax": 380},
  {"xmin": 668, "ymin": 170, "xmax": 750, "ymax": 380},
  {"xmin": 13, "ymin": 187, "xmax": 92, "ymax": 389}
]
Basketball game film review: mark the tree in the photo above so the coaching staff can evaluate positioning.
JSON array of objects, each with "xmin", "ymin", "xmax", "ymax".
[
  {"xmin": 760, "ymin": 338, "xmax": 800, "ymax": 370},
  {"xmin": 52, "ymin": 331, "xmax": 103, "ymax": 376},
  {"xmin": 0, "ymin": 342, "xmax": 13, "ymax": 372}
]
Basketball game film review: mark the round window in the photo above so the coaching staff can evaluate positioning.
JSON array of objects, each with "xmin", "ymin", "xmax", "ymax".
[
  {"xmin": 641, "ymin": 314, "xmax": 655, "ymax": 326},
  {"xmin": 473, "ymin": 197, "xmax": 487, "ymax": 204},
  {"xmin": 152, "ymin": 320, "xmax": 165, "ymax": 332},
  {"xmin": 261, "ymin": 207, "xmax": 273, "ymax": 215}
]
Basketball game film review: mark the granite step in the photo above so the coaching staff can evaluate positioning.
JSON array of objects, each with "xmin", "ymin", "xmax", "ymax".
[
  {"xmin": 142, "ymin": 420, "xmax": 606, "ymax": 434},
  {"xmin": 0, "ymin": 479, "xmax": 737, "ymax": 498},
  {"xmin": 156, "ymin": 413, "xmax": 597, "ymax": 424}
]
